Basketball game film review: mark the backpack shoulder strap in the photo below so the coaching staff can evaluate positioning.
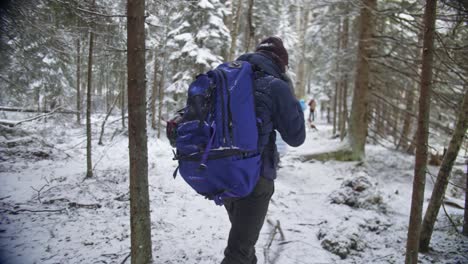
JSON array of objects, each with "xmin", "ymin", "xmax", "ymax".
[{"xmin": 250, "ymin": 63, "xmax": 266, "ymax": 79}]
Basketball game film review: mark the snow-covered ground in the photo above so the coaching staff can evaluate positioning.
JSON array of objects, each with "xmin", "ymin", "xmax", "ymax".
[{"xmin": 0, "ymin": 113, "xmax": 467, "ymax": 264}]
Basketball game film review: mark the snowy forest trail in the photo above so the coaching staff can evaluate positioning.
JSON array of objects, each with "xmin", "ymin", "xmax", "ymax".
[{"xmin": 0, "ymin": 116, "xmax": 467, "ymax": 264}]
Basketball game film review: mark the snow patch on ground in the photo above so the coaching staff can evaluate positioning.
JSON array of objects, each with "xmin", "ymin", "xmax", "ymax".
[{"xmin": 0, "ymin": 116, "xmax": 467, "ymax": 264}]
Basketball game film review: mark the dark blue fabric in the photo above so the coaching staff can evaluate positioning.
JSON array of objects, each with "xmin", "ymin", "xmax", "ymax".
[{"xmin": 237, "ymin": 52, "xmax": 306, "ymax": 180}]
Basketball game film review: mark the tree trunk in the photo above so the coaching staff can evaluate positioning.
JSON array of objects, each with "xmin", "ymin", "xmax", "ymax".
[
  {"xmin": 347, "ymin": 0, "xmax": 376, "ymax": 160},
  {"xmin": 43, "ymin": 85, "xmax": 48, "ymax": 113},
  {"xmin": 407, "ymin": 128, "xmax": 417, "ymax": 154},
  {"xmin": 376, "ymin": 98, "xmax": 384, "ymax": 137},
  {"xmin": 294, "ymin": 6, "xmax": 309, "ymax": 99},
  {"xmin": 85, "ymin": 29, "xmax": 94, "ymax": 179},
  {"xmin": 105, "ymin": 64, "xmax": 111, "ymax": 113},
  {"xmin": 405, "ymin": 1, "xmax": 437, "ymax": 263},
  {"xmin": 157, "ymin": 19, "xmax": 169, "ymax": 139},
  {"xmin": 419, "ymin": 88, "xmax": 468, "ymax": 251},
  {"xmin": 76, "ymin": 38, "xmax": 81, "ymax": 125},
  {"xmin": 121, "ymin": 73, "xmax": 126, "ymax": 129},
  {"xmin": 127, "ymin": 0, "xmax": 153, "ymax": 263},
  {"xmin": 340, "ymin": 79, "xmax": 348, "ymax": 141},
  {"xmin": 464, "ymin": 162, "xmax": 468, "ymax": 236},
  {"xmin": 337, "ymin": 75, "xmax": 343, "ymax": 135},
  {"xmin": 398, "ymin": 86, "xmax": 415, "ymax": 150},
  {"xmin": 339, "ymin": 12, "xmax": 349, "ymax": 141},
  {"xmin": 392, "ymin": 103, "xmax": 400, "ymax": 145},
  {"xmin": 244, "ymin": 0, "xmax": 255, "ymax": 52},
  {"xmin": 332, "ymin": 21, "xmax": 341, "ymax": 136},
  {"xmin": 333, "ymin": 82, "xmax": 339, "ymax": 135},
  {"xmin": 228, "ymin": 0, "xmax": 243, "ymax": 61},
  {"xmin": 98, "ymin": 91, "xmax": 121, "ymax": 145},
  {"xmin": 35, "ymin": 86, "xmax": 40, "ymax": 112},
  {"xmin": 151, "ymin": 51, "xmax": 158, "ymax": 130},
  {"xmin": 157, "ymin": 61, "xmax": 166, "ymax": 139}
]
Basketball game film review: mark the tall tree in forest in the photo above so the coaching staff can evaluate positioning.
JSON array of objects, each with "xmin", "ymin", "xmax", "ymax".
[
  {"xmin": 151, "ymin": 51, "xmax": 159, "ymax": 130},
  {"xmin": 244, "ymin": 0, "xmax": 255, "ymax": 52},
  {"xmin": 464, "ymin": 164, "xmax": 468, "ymax": 236},
  {"xmin": 157, "ymin": 8, "xmax": 171, "ymax": 139},
  {"xmin": 127, "ymin": 0, "xmax": 153, "ymax": 262},
  {"xmin": 397, "ymin": 84, "xmax": 415, "ymax": 150},
  {"xmin": 419, "ymin": 88, "xmax": 468, "ymax": 251},
  {"xmin": 167, "ymin": 0, "xmax": 229, "ymax": 96},
  {"xmin": 275, "ymin": 1, "xmax": 297, "ymax": 67},
  {"xmin": 295, "ymin": 5, "xmax": 310, "ymax": 99},
  {"xmin": 333, "ymin": 20, "xmax": 341, "ymax": 136},
  {"xmin": 85, "ymin": 0, "xmax": 95, "ymax": 179},
  {"xmin": 120, "ymin": 73, "xmax": 126, "ymax": 129},
  {"xmin": 76, "ymin": 37, "xmax": 81, "ymax": 125},
  {"xmin": 228, "ymin": 0, "xmax": 243, "ymax": 61},
  {"xmin": 339, "ymin": 6, "xmax": 349, "ymax": 141},
  {"xmin": 405, "ymin": 1, "xmax": 437, "ymax": 263},
  {"xmin": 347, "ymin": 0, "xmax": 377, "ymax": 160}
]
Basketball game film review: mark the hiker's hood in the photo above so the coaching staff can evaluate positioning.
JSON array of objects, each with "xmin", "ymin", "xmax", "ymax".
[{"xmin": 236, "ymin": 52, "xmax": 284, "ymax": 79}]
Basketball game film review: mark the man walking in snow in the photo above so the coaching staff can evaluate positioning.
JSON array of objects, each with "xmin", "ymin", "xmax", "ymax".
[
  {"xmin": 308, "ymin": 98, "xmax": 317, "ymax": 122},
  {"xmin": 221, "ymin": 36, "xmax": 306, "ymax": 264}
]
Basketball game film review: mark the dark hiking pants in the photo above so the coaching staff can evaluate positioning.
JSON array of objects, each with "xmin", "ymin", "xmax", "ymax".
[{"xmin": 221, "ymin": 176, "xmax": 275, "ymax": 264}]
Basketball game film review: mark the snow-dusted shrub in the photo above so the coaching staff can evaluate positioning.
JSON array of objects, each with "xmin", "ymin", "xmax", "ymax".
[
  {"xmin": 317, "ymin": 216, "xmax": 391, "ymax": 259},
  {"xmin": 317, "ymin": 226, "xmax": 365, "ymax": 259},
  {"xmin": 329, "ymin": 172, "xmax": 386, "ymax": 212}
]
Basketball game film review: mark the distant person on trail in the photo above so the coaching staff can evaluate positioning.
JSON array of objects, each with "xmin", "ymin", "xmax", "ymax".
[
  {"xmin": 308, "ymin": 98, "xmax": 317, "ymax": 122},
  {"xmin": 221, "ymin": 36, "xmax": 305, "ymax": 264}
]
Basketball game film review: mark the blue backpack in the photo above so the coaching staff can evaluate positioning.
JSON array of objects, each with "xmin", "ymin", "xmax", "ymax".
[{"xmin": 170, "ymin": 61, "xmax": 261, "ymax": 205}]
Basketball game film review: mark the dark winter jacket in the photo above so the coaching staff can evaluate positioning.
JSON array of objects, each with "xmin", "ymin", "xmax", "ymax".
[{"xmin": 237, "ymin": 52, "xmax": 306, "ymax": 180}]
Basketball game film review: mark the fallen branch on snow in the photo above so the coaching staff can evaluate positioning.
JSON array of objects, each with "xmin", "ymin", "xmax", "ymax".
[
  {"xmin": 0, "ymin": 106, "xmax": 78, "ymax": 114},
  {"xmin": 0, "ymin": 107, "xmax": 67, "ymax": 127},
  {"xmin": 1, "ymin": 202, "xmax": 102, "ymax": 215},
  {"xmin": 300, "ymin": 148, "xmax": 357, "ymax": 162},
  {"xmin": 264, "ymin": 219, "xmax": 285, "ymax": 264},
  {"xmin": 0, "ymin": 208, "xmax": 67, "ymax": 214},
  {"xmin": 121, "ymin": 252, "xmax": 131, "ymax": 264},
  {"xmin": 31, "ymin": 184, "xmax": 49, "ymax": 204},
  {"xmin": 68, "ymin": 202, "xmax": 101, "ymax": 209}
]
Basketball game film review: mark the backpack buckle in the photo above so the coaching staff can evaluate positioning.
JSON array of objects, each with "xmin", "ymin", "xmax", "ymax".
[{"xmin": 228, "ymin": 61, "xmax": 242, "ymax": 68}]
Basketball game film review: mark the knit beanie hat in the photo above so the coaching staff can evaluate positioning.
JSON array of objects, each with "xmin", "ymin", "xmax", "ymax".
[{"xmin": 255, "ymin": 36, "xmax": 289, "ymax": 72}]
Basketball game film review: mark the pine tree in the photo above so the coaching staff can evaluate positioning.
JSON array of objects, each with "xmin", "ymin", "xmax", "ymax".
[{"xmin": 167, "ymin": 0, "xmax": 230, "ymax": 97}]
